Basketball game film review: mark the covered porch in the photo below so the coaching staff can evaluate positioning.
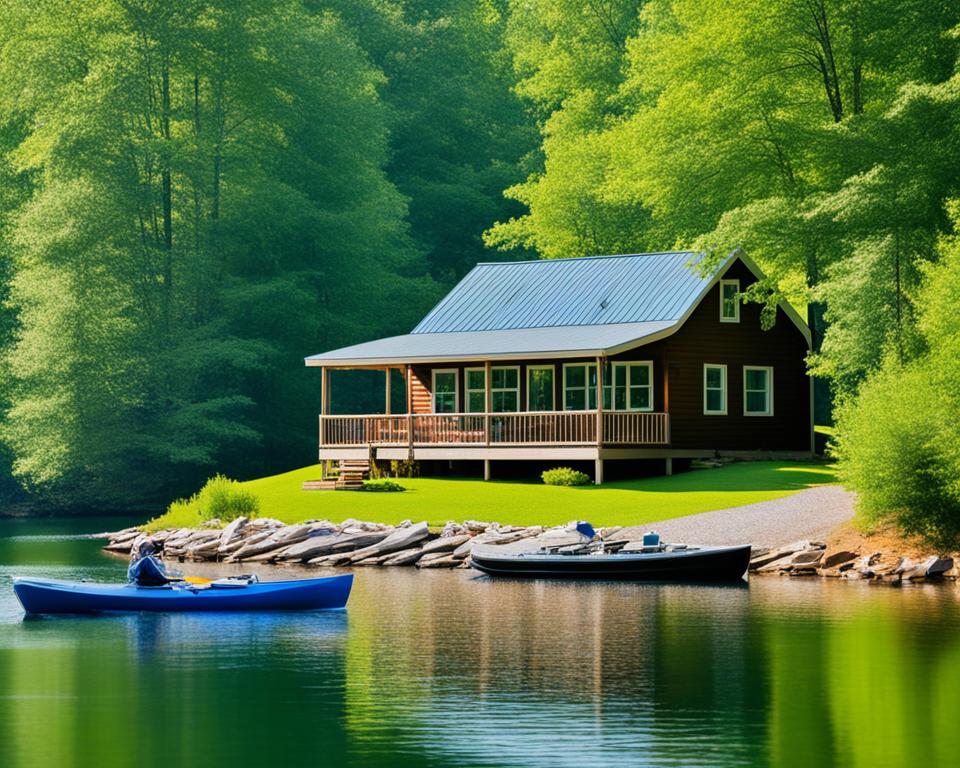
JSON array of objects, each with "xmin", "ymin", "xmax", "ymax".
[{"xmin": 314, "ymin": 359, "xmax": 673, "ymax": 484}]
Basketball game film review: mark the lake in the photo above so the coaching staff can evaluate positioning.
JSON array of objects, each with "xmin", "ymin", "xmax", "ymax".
[{"xmin": 1, "ymin": 517, "xmax": 958, "ymax": 768}]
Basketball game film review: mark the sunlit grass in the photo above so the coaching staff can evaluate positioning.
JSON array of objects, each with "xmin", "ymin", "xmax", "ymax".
[{"xmin": 145, "ymin": 461, "xmax": 836, "ymax": 530}]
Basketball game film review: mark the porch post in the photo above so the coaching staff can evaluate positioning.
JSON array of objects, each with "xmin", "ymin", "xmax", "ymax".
[
  {"xmin": 484, "ymin": 360, "xmax": 492, "ymax": 447},
  {"xmin": 385, "ymin": 367, "xmax": 392, "ymax": 415},
  {"xmin": 320, "ymin": 366, "xmax": 329, "ymax": 479},
  {"xmin": 405, "ymin": 365, "xmax": 414, "ymax": 459},
  {"xmin": 595, "ymin": 356, "xmax": 604, "ymax": 485}
]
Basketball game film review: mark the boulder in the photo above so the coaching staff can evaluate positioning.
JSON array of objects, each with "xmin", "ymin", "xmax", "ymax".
[
  {"xmin": 925, "ymin": 556, "xmax": 954, "ymax": 579},
  {"xmin": 418, "ymin": 534, "xmax": 471, "ymax": 556},
  {"xmin": 756, "ymin": 554, "xmax": 799, "ymax": 573},
  {"xmin": 417, "ymin": 553, "xmax": 460, "ymax": 568},
  {"xmin": 791, "ymin": 549, "xmax": 824, "ymax": 567},
  {"xmin": 306, "ymin": 551, "xmax": 354, "ymax": 567},
  {"xmin": 273, "ymin": 530, "xmax": 351, "ymax": 562},
  {"xmin": 821, "ymin": 550, "xmax": 858, "ymax": 569},
  {"xmin": 381, "ymin": 547, "xmax": 426, "ymax": 566},
  {"xmin": 348, "ymin": 522, "xmax": 429, "ymax": 562},
  {"xmin": 218, "ymin": 517, "xmax": 250, "ymax": 552},
  {"xmin": 329, "ymin": 530, "xmax": 393, "ymax": 553}
]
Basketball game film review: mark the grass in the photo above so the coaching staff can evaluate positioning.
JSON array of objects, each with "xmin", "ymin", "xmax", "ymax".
[{"xmin": 145, "ymin": 461, "xmax": 836, "ymax": 531}]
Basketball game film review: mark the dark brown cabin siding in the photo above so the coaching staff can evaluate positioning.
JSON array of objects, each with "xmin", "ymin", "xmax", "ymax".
[{"xmin": 612, "ymin": 259, "xmax": 810, "ymax": 451}]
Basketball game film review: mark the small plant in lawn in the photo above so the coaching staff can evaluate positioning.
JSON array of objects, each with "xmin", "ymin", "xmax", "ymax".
[
  {"xmin": 360, "ymin": 480, "xmax": 406, "ymax": 492},
  {"xmin": 541, "ymin": 467, "xmax": 591, "ymax": 487}
]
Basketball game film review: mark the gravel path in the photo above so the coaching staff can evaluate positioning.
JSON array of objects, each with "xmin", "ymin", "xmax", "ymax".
[{"xmin": 615, "ymin": 485, "xmax": 856, "ymax": 548}]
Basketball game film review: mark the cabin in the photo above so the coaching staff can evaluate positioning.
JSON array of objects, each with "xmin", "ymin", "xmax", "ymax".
[{"xmin": 305, "ymin": 251, "xmax": 813, "ymax": 483}]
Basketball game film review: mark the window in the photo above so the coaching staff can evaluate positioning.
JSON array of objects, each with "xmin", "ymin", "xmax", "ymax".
[
  {"xmin": 703, "ymin": 364, "xmax": 727, "ymax": 415},
  {"xmin": 720, "ymin": 279, "xmax": 740, "ymax": 322},
  {"xmin": 606, "ymin": 362, "xmax": 654, "ymax": 411},
  {"xmin": 563, "ymin": 363, "xmax": 597, "ymax": 410},
  {"xmin": 464, "ymin": 368, "xmax": 486, "ymax": 413},
  {"xmin": 527, "ymin": 365, "xmax": 555, "ymax": 411},
  {"xmin": 743, "ymin": 366, "xmax": 773, "ymax": 416},
  {"xmin": 490, "ymin": 366, "xmax": 519, "ymax": 412},
  {"xmin": 432, "ymin": 369, "xmax": 458, "ymax": 413}
]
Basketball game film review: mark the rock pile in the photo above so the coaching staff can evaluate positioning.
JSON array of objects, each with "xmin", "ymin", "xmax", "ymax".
[
  {"xmin": 103, "ymin": 519, "xmax": 617, "ymax": 570},
  {"xmin": 749, "ymin": 540, "xmax": 957, "ymax": 583}
]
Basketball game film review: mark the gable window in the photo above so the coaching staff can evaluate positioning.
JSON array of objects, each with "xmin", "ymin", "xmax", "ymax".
[
  {"xmin": 491, "ymin": 366, "xmax": 519, "ymax": 412},
  {"xmin": 527, "ymin": 365, "xmax": 555, "ymax": 411},
  {"xmin": 703, "ymin": 364, "xmax": 727, "ymax": 415},
  {"xmin": 563, "ymin": 363, "xmax": 597, "ymax": 410},
  {"xmin": 464, "ymin": 368, "xmax": 486, "ymax": 413},
  {"xmin": 606, "ymin": 362, "xmax": 654, "ymax": 411},
  {"xmin": 743, "ymin": 366, "xmax": 773, "ymax": 416},
  {"xmin": 720, "ymin": 279, "xmax": 740, "ymax": 323},
  {"xmin": 432, "ymin": 369, "xmax": 458, "ymax": 413}
]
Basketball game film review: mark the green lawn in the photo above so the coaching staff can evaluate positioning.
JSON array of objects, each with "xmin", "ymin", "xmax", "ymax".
[{"xmin": 146, "ymin": 461, "xmax": 836, "ymax": 531}]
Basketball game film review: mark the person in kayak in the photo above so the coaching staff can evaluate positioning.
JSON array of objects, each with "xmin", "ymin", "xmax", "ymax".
[{"xmin": 128, "ymin": 539, "xmax": 175, "ymax": 587}]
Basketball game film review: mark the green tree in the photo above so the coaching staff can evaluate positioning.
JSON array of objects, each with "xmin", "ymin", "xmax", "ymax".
[{"xmin": 0, "ymin": 0, "xmax": 436, "ymax": 508}]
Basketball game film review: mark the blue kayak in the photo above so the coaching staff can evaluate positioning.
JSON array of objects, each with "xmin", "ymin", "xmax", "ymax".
[{"xmin": 13, "ymin": 574, "xmax": 353, "ymax": 615}]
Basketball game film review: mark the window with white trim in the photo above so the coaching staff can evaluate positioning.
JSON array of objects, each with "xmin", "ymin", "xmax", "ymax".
[
  {"xmin": 563, "ymin": 363, "xmax": 597, "ymax": 411},
  {"xmin": 490, "ymin": 366, "xmax": 519, "ymax": 412},
  {"xmin": 720, "ymin": 279, "xmax": 740, "ymax": 322},
  {"xmin": 743, "ymin": 366, "xmax": 773, "ymax": 416},
  {"xmin": 527, "ymin": 365, "xmax": 555, "ymax": 411},
  {"xmin": 606, "ymin": 362, "xmax": 654, "ymax": 411},
  {"xmin": 703, "ymin": 364, "xmax": 727, "ymax": 415},
  {"xmin": 464, "ymin": 368, "xmax": 485, "ymax": 413},
  {"xmin": 432, "ymin": 369, "xmax": 458, "ymax": 413}
]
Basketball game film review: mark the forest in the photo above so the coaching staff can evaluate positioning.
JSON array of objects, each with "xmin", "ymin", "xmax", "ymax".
[{"xmin": 0, "ymin": 1, "xmax": 959, "ymax": 531}]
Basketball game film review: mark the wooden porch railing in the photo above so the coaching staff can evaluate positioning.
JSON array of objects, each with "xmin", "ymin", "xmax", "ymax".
[{"xmin": 320, "ymin": 411, "xmax": 669, "ymax": 447}]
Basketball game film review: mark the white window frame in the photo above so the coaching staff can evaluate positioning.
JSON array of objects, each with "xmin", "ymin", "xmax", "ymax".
[
  {"xmin": 431, "ymin": 368, "xmax": 459, "ymax": 414},
  {"xmin": 703, "ymin": 363, "xmax": 728, "ymax": 416},
  {"xmin": 607, "ymin": 361, "xmax": 654, "ymax": 412},
  {"xmin": 526, "ymin": 364, "xmax": 555, "ymax": 412},
  {"xmin": 743, "ymin": 365, "xmax": 774, "ymax": 416},
  {"xmin": 720, "ymin": 279, "xmax": 740, "ymax": 323},
  {"xmin": 490, "ymin": 365, "xmax": 520, "ymax": 413},
  {"xmin": 562, "ymin": 363, "xmax": 597, "ymax": 411},
  {"xmin": 464, "ymin": 367, "xmax": 486, "ymax": 413}
]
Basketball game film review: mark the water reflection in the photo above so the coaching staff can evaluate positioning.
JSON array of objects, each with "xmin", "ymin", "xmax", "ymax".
[{"xmin": 1, "ymin": 519, "xmax": 960, "ymax": 767}]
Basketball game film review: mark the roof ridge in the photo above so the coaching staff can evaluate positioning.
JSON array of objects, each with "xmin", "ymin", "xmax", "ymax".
[{"xmin": 474, "ymin": 251, "xmax": 697, "ymax": 267}]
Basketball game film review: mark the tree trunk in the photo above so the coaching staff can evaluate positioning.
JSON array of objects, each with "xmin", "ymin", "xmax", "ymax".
[{"xmin": 160, "ymin": 58, "xmax": 173, "ymax": 326}]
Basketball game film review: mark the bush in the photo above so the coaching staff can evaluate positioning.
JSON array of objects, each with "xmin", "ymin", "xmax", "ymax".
[
  {"xmin": 835, "ymin": 362, "xmax": 960, "ymax": 547},
  {"xmin": 158, "ymin": 474, "xmax": 260, "ymax": 528},
  {"xmin": 541, "ymin": 467, "xmax": 591, "ymax": 486},
  {"xmin": 359, "ymin": 479, "xmax": 406, "ymax": 492}
]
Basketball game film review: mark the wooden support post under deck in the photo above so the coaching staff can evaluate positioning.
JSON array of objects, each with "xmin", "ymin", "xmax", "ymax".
[
  {"xmin": 484, "ymin": 459, "xmax": 491, "ymax": 481},
  {"xmin": 385, "ymin": 367, "xmax": 392, "ymax": 415},
  {"xmin": 665, "ymin": 457, "xmax": 673, "ymax": 476},
  {"xmin": 595, "ymin": 458, "xmax": 604, "ymax": 485},
  {"xmin": 405, "ymin": 365, "xmax": 414, "ymax": 459},
  {"xmin": 484, "ymin": 360, "xmax": 492, "ymax": 447}
]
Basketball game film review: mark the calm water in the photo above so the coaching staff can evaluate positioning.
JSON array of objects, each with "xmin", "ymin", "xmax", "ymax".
[{"xmin": 1, "ymin": 518, "xmax": 959, "ymax": 768}]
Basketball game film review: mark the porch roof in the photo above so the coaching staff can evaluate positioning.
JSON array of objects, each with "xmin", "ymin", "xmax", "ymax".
[{"xmin": 304, "ymin": 321, "xmax": 675, "ymax": 367}]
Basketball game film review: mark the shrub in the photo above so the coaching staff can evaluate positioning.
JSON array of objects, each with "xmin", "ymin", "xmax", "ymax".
[
  {"xmin": 835, "ymin": 362, "xmax": 960, "ymax": 547},
  {"xmin": 541, "ymin": 467, "xmax": 591, "ymax": 486},
  {"xmin": 149, "ymin": 475, "xmax": 260, "ymax": 530},
  {"xmin": 360, "ymin": 479, "xmax": 406, "ymax": 492},
  {"xmin": 197, "ymin": 474, "xmax": 260, "ymax": 521}
]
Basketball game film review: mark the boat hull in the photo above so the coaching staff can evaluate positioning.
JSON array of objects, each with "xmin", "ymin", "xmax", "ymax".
[
  {"xmin": 13, "ymin": 574, "xmax": 353, "ymax": 615},
  {"xmin": 470, "ymin": 545, "xmax": 751, "ymax": 581}
]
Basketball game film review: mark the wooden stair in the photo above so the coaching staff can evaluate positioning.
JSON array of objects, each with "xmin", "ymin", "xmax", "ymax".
[{"xmin": 302, "ymin": 459, "xmax": 371, "ymax": 491}]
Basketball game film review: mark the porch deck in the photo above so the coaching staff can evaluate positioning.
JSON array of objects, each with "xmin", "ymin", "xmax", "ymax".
[{"xmin": 319, "ymin": 411, "xmax": 670, "ymax": 448}]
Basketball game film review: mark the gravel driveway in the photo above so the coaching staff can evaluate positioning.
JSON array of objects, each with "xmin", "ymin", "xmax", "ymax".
[{"xmin": 614, "ymin": 485, "xmax": 856, "ymax": 548}]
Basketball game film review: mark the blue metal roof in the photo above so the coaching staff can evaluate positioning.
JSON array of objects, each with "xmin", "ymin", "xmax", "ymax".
[
  {"xmin": 412, "ymin": 252, "xmax": 711, "ymax": 334},
  {"xmin": 304, "ymin": 322, "xmax": 677, "ymax": 366}
]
